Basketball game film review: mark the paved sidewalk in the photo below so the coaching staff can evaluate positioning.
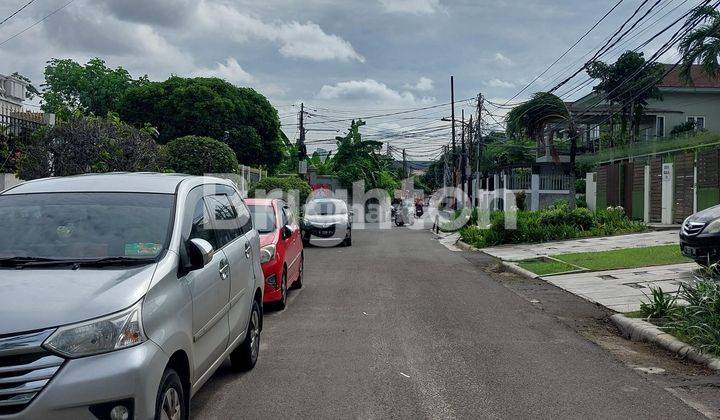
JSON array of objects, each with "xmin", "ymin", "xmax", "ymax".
[
  {"xmin": 544, "ymin": 263, "xmax": 698, "ymax": 313},
  {"xmin": 482, "ymin": 230, "xmax": 679, "ymax": 261}
]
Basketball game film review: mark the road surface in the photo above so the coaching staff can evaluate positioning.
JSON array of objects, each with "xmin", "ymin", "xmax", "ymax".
[{"xmin": 192, "ymin": 228, "xmax": 702, "ymax": 419}]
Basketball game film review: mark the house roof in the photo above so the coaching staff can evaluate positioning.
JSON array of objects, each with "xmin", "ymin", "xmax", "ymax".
[{"xmin": 659, "ymin": 64, "xmax": 720, "ymax": 88}]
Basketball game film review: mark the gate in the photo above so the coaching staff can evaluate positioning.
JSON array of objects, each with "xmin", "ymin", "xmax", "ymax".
[
  {"xmin": 649, "ymin": 157, "xmax": 663, "ymax": 223},
  {"xmin": 597, "ymin": 165, "xmax": 608, "ymax": 210},
  {"xmin": 697, "ymin": 148, "xmax": 720, "ymax": 211},
  {"xmin": 632, "ymin": 163, "xmax": 645, "ymax": 220},
  {"xmin": 674, "ymin": 152, "xmax": 695, "ymax": 223}
]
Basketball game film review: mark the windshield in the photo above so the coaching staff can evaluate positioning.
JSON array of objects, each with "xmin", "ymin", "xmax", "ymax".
[
  {"xmin": 249, "ymin": 204, "xmax": 276, "ymax": 234},
  {"xmin": 306, "ymin": 200, "xmax": 347, "ymax": 216},
  {"xmin": 0, "ymin": 193, "xmax": 174, "ymax": 260}
]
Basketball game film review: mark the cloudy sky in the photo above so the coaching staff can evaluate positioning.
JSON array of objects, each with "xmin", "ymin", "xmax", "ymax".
[{"xmin": 0, "ymin": 0, "xmax": 692, "ymax": 158}]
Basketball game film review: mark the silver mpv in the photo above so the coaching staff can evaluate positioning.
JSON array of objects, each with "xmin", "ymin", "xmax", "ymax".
[{"xmin": 0, "ymin": 173, "xmax": 264, "ymax": 420}]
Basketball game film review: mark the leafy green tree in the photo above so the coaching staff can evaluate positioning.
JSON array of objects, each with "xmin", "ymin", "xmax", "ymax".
[
  {"xmin": 307, "ymin": 150, "xmax": 335, "ymax": 175},
  {"xmin": 41, "ymin": 58, "xmax": 145, "ymax": 120},
  {"xmin": 332, "ymin": 120, "xmax": 399, "ymax": 192},
  {"xmin": 119, "ymin": 77, "xmax": 283, "ymax": 171},
  {"xmin": 586, "ymin": 51, "xmax": 665, "ymax": 141},
  {"xmin": 679, "ymin": 5, "xmax": 720, "ymax": 81},
  {"xmin": 17, "ymin": 115, "xmax": 159, "ymax": 180},
  {"xmin": 162, "ymin": 136, "xmax": 238, "ymax": 175}
]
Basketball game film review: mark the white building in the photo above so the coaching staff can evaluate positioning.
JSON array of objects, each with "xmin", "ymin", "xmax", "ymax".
[{"xmin": 0, "ymin": 73, "xmax": 28, "ymax": 112}]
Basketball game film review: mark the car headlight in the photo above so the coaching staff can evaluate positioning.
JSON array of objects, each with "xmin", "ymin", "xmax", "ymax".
[
  {"xmin": 44, "ymin": 300, "xmax": 146, "ymax": 358},
  {"xmin": 703, "ymin": 219, "xmax": 720, "ymax": 234},
  {"xmin": 260, "ymin": 244, "xmax": 276, "ymax": 264}
]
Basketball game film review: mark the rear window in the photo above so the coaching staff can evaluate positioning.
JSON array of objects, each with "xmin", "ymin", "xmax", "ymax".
[
  {"xmin": 307, "ymin": 200, "xmax": 347, "ymax": 216},
  {"xmin": 249, "ymin": 204, "xmax": 276, "ymax": 234}
]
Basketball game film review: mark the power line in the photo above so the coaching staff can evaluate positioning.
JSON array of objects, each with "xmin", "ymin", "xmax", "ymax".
[
  {"xmin": 0, "ymin": 0, "xmax": 76, "ymax": 47},
  {"xmin": 0, "ymin": 0, "xmax": 36, "ymax": 27},
  {"xmin": 503, "ymin": 0, "xmax": 626, "ymax": 105}
]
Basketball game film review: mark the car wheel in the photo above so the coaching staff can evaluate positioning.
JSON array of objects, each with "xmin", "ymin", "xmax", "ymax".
[
  {"xmin": 154, "ymin": 368, "xmax": 187, "ymax": 420},
  {"xmin": 230, "ymin": 300, "xmax": 261, "ymax": 372},
  {"xmin": 345, "ymin": 231, "xmax": 352, "ymax": 247},
  {"xmin": 292, "ymin": 255, "xmax": 303, "ymax": 289},
  {"xmin": 277, "ymin": 270, "xmax": 288, "ymax": 310}
]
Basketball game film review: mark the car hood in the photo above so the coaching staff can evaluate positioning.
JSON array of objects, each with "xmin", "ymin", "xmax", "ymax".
[
  {"xmin": 304, "ymin": 214, "xmax": 347, "ymax": 225},
  {"xmin": 688, "ymin": 205, "xmax": 720, "ymax": 223},
  {"xmin": 259, "ymin": 232, "xmax": 278, "ymax": 247},
  {"xmin": 0, "ymin": 264, "xmax": 156, "ymax": 335}
]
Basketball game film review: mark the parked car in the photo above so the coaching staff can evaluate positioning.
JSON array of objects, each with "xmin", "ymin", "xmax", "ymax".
[
  {"xmin": 680, "ymin": 205, "xmax": 720, "ymax": 265},
  {"xmin": 247, "ymin": 199, "xmax": 304, "ymax": 309},
  {"xmin": 301, "ymin": 198, "xmax": 352, "ymax": 247},
  {"xmin": 0, "ymin": 173, "xmax": 264, "ymax": 420}
]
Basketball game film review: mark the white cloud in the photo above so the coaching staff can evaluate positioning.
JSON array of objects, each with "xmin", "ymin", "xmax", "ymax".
[
  {"xmin": 379, "ymin": 0, "xmax": 441, "ymax": 14},
  {"xmin": 317, "ymin": 79, "xmax": 433, "ymax": 106},
  {"xmin": 193, "ymin": 58, "xmax": 253, "ymax": 85},
  {"xmin": 484, "ymin": 78, "xmax": 516, "ymax": 88},
  {"xmin": 196, "ymin": 3, "xmax": 364, "ymax": 62},
  {"xmin": 494, "ymin": 52, "xmax": 512, "ymax": 65},
  {"xmin": 405, "ymin": 76, "xmax": 434, "ymax": 91}
]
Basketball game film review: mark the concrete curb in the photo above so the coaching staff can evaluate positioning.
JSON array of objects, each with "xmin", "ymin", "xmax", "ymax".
[
  {"xmin": 501, "ymin": 261, "xmax": 540, "ymax": 279},
  {"xmin": 455, "ymin": 240, "xmax": 477, "ymax": 252},
  {"xmin": 610, "ymin": 314, "xmax": 720, "ymax": 371}
]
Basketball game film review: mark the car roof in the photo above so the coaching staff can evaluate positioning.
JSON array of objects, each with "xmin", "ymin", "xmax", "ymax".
[{"xmin": 2, "ymin": 172, "xmax": 224, "ymax": 195}]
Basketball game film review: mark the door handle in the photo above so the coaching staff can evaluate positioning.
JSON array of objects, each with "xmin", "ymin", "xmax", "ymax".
[
  {"xmin": 219, "ymin": 259, "xmax": 230, "ymax": 280},
  {"xmin": 244, "ymin": 243, "xmax": 252, "ymax": 259}
]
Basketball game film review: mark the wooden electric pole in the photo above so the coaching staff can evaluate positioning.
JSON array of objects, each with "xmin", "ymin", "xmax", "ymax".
[{"xmin": 450, "ymin": 76, "xmax": 456, "ymax": 187}]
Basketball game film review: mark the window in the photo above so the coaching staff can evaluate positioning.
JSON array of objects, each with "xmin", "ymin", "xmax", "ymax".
[
  {"xmin": 189, "ymin": 198, "xmax": 216, "ymax": 248},
  {"xmin": 590, "ymin": 125, "xmax": 600, "ymax": 141},
  {"xmin": 248, "ymin": 204, "xmax": 276, "ymax": 234},
  {"xmin": 205, "ymin": 194, "xmax": 241, "ymax": 248},
  {"xmin": 656, "ymin": 116, "xmax": 665, "ymax": 138},
  {"xmin": 224, "ymin": 186, "xmax": 253, "ymax": 234},
  {"xmin": 688, "ymin": 116, "xmax": 706, "ymax": 130},
  {"xmin": 281, "ymin": 207, "xmax": 290, "ymax": 227},
  {"xmin": 0, "ymin": 193, "xmax": 174, "ymax": 260}
]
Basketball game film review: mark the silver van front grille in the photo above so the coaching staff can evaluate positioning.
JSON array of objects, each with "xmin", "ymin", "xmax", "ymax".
[{"xmin": 0, "ymin": 329, "xmax": 63, "ymax": 415}]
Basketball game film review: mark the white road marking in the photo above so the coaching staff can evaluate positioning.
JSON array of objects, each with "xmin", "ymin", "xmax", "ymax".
[{"xmin": 399, "ymin": 372, "xmax": 410, "ymax": 378}]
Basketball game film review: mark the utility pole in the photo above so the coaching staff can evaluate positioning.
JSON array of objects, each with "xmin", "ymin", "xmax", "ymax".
[
  {"xmin": 476, "ymin": 94, "xmax": 483, "ymax": 195},
  {"xmin": 442, "ymin": 145, "xmax": 449, "ymax": 188},
  {"xmin": 461, "ymin": 109, "xmax": 466, "ymax": 201},
  {"xmin": 450, "ymin": 76, "xmax": 456, "ymax": 187},
  {"xmin": 402, "ymin": 148, "xmax": 407, "ymax": 178},
  {"xmin": 467, "ymin": 115, "xmax": 473, "ymax": 200},
  {"xmin": 298, "ymin": 103, "xmax": 308, "ymax": 177}
]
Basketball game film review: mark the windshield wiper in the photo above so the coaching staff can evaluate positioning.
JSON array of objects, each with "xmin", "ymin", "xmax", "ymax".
[{"xmin": 0, "ymin": 256, "xmax": 157, "ymax": 268}]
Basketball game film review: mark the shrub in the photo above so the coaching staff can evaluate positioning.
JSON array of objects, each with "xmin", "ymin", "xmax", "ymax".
[
  {"xmin": 163, "ymin": 135, "xmax": 238, "ymax": 175},
  {"xmin": 664, "ymin": 273, "xmax": 720, "ymax": 356},
  {"xmin": 640, "ymin": 287, "xmax": 678, "ymax": 320},
  {"xmin": 250, "ymin": 176, "xmax": 312, "ymax": 206},
  {"xmin": 17, "ymin": 115, "xmax": 159, "ymax": 180},
  {"xmin": 459, "ymin": 203, "xmax": 647, "ymax": 249}
]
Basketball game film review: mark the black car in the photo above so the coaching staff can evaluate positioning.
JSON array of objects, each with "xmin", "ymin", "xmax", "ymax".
[{"xmin": 679, "ymin": 205, "xmax": 720, "ymax": 265}]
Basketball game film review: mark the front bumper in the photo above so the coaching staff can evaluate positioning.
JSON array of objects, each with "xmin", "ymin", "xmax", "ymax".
[
  {"xmin": 261, "ymin": 257, "xmax": 284, "ymax": 304},
  {"xmin": 302, "ymin": 223, "xmax": 349, "ymax": 246},
  {"xmin": 1, "ymin": 340, "xmax": 168, "ymax": 420},
  {"xmin": 679, "ymin": 231, "xmax": 720, "ymax": 261}
]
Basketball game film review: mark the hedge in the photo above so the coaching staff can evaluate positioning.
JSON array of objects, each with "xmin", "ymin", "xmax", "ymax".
[
  {"xmin": 163, "ymin": 135, "xmax": 238, "ymax": 175},
  {"xmin": 250, "ymin": 176, "xmax": 312, "ymax": 206}
]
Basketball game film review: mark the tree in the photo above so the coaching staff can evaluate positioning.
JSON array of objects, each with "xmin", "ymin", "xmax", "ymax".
[
  {"xmin": 332, "ymin": 120, "xmax": 399, "ymax": 192},
  {"xmin": 119, "ymin": 77, "xmax": 284, "ymax": 171},
  {"xmin": 250, "ymin": 176, "xmax": 312, "ymax": 206},
  {"xmin": 507, "ymin": 92, "xmax": 578, "ymax": 208},
  {"xmin": 17, "ymin": 115, "xmax": 159, "ymax": 180},
  {"xmin": 163, "ymin": 136, "xmax": 239, "ymax": 175},
  {"xmin": 586, "ymin": 51, "xmax": 665, "ymax": 141},
  {"xmin": 307, "ymin": 150, "xmax": 335, "ymax": 175},
  {"xmin": 679, "ymin": 5, "xmax": 720, "ymax": 82},
  {"xmin": 41, "ymin": 58, "xmax": 145, "ymax": 120}
]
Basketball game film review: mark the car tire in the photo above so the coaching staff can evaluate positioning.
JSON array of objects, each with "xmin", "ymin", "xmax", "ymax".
[
  {"xmin": 154, "ymin": 368, "xmax": 188, "ymax": 420},
  {"xmin": 344, "ymin": 231, "xmax": 352, "ymax": 247},
  {"xmin": 277, "ymin": 270, "xmax": 288, "ymax": 310},
  {"xmin": 291, "ymin": 255, "xmax": 303, "ymax": 289},
  {"xmin": 230, "ymin": 301, "xmax": 261, "ymax": 372}
]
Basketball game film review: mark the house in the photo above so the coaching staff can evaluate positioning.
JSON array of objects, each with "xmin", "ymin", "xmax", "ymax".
[
  {"xmin": 0, "ymin": 73, "xmax": 28, "ymax": 113},
  {"xmin": 569, "ymin": 64, "xmax": 720, "ymax": 150}
]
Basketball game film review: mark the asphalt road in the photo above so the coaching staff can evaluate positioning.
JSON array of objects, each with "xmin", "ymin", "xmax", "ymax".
[{"xmin": 192, "ymin": 227, "xmax": 703, "ymax": 419}]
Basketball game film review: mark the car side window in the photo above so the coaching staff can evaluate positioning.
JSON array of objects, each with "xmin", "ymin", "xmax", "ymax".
[
  {"xmin": 281, "ymin": 207, "xmax": 290, "ymax": 227},
  {"xmin": 205, "ymin": 194, "xmax": 241, "ymax": 248},
  {"xmin": 189, "ymin": 197, "xmax": 217, "ymax": 249},
  {"xmin": 225, "ymin": 187, "xmax": 253, "ymax": 235}
]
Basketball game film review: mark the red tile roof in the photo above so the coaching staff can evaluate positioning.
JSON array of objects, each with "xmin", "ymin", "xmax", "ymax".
[{"xmin": 659, "ymin": 64, "xmax": 720, "ymax": 88}]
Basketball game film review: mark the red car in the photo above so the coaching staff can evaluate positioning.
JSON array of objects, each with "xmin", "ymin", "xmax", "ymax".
[{"xmin": 246, "ymin": 198, "xmax": 304, "ymax": 309}]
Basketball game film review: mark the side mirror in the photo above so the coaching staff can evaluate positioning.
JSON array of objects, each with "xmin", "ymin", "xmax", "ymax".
[
  {"xmin": 282, "ymin": 225, "xmax": 293, "ymax": 239},
  {"xmin": 187, "ymin": 238, "xmax": 214, "ymax": 269}
]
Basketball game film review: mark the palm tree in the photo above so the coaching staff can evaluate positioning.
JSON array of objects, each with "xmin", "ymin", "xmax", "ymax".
[
  {"xmin": 679, "ymin": 5, "xmax": 720, "ymax": 81},
  {"xmin": 506, "ymin": 92, "xmax": 578, "ymax": 208}
]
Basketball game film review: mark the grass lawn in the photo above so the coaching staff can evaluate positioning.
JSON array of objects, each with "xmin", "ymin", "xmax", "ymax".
[
  {"xmin": 518, "ymin": 245, "xmax": 691, "ymax": 276},
  {"xmin": 517, "ymin": 258, "xmax": 579, "ymax": 276}
]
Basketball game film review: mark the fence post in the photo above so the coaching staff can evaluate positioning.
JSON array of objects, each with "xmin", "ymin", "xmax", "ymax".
[{"xmin": 531, "ymin": 174, "xmax": 540, "ymax": 211}]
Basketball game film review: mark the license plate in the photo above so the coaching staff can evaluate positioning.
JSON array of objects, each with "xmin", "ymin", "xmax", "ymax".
[{"xmin": 683, "ymin": 246, "xmax": 697, "ymax": 257}]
